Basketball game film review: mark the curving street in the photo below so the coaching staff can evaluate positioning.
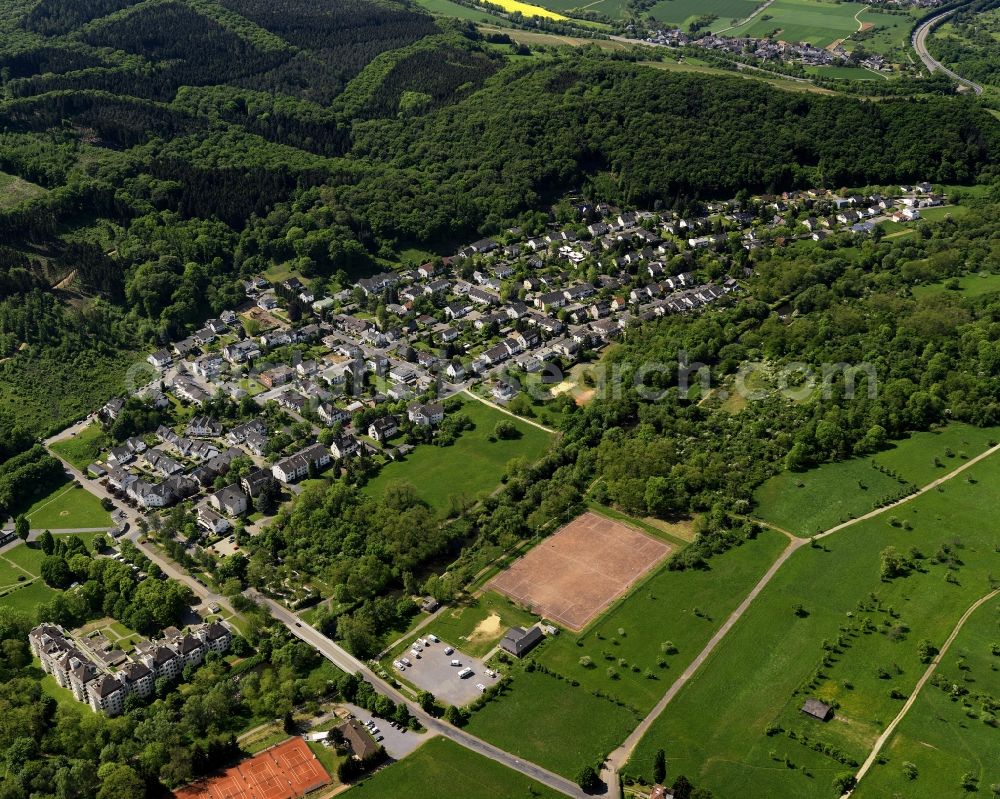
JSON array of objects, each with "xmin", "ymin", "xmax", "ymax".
[{"xmin": 912, "ymin": 6, "xmax": 984, "ymax": 95}]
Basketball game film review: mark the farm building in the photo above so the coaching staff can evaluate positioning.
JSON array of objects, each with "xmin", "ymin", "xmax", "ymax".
[{"xmin": 800, "ymin": 698, "xmax": 833, "ymax": 721}]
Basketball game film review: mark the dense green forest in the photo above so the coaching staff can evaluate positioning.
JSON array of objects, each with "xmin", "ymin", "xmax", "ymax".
[{"xmin": 0, "ymin": 0, "xmax": 995, "ymax": 442}]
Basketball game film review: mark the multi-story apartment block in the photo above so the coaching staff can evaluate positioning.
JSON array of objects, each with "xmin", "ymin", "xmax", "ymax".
[{"xmin": 30, "ymin": 621, "xmax": 231, "ymax": 716}]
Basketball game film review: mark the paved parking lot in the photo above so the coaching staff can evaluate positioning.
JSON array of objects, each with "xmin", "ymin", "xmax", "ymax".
[{"xmin": 392, "ymin": 637, "xmax": 500, "ymax": 706}]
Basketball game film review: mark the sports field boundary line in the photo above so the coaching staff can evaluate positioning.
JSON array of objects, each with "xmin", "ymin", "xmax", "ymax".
[
  {"xmin": 24, "ymin": 481, "xmax": 78, "ymax": 522},
  {"xmin": 843, "ymin": 587, "xmax": 1000, "ymax": 797}
]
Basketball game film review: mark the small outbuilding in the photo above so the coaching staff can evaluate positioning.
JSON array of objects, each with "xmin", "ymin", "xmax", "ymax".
[
  {"xmin": 499, "ymin": 625, "xmax": 544, "ymax": 658},
  {"xmin": 801, "ymin": 698, "xmax": 833, "ymax": 721}
]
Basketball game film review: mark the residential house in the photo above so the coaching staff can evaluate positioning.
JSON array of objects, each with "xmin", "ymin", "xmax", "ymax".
[
  {"xmin": 408, "ymin": 402, "xmax": 444, "ymax": 427},
  {"xmin": 330, "ymin": 434, "xmax": 361, "ymax": 460},
  {"xmin": 271, "ymin": 443, "xmax": 331, "ymax": 483},
  {"xmin": 241, "ymin": 467, "xmax": 275, "ymax": 498},
  {"xmin": 147, "ymin": 350, "xmax": 172, "ymax": 369},
  {"xmin": 209, "ymin": 485, "xmax": 249, "ymax": 517},
  {"xmin": 368, "ymin": 416, "xmax": 399, "ymax": 443}
]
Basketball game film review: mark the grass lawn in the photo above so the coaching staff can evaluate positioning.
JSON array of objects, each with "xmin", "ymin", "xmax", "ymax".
[
  {"xmin": 0, "ymin": 559, "xmax": 32, "ymax": 591},
  {"xmin": 348, "ymin": 736, "xmax": 566, "ymax": 799},
  {"xmin": 3, "ymin": 543, "xmax": 47, "ymax": 576},
  {"xmin": 850, "ymin": 598, "xmax": 1000, "ymax": 798},
  {"xmin": 307, "ymin": 740, "xmax": 346, "ymax": 781},
  {"xmin": 424, "ymin": 592, "xmax": 539, "ymax": 658},
  {"xmin": 625, "ymin": 447, "xmax": 1000, "ymax": 799},
  {"xmin": 363, "ymin": 398, "xmax": 554, "ymax": 515},
  {"xmin": 917, "ymin": 204, "xmax": 969, "ymax": 223},
  {"xmin": 50, "ymin": 422, "xmax": 108, "ymax": 470},
  {"xmin": 0, "ymin": 170, "xmax": 46, "ymax": 209},
  {"xmin": 39, "ymin": 669, "xmax": 84, "ymax": 712},
  {"xmin": 0, "ymin": 579, "xmax": 57, "ymax": 614},
  {"xmin": 23, "ymin": 479, "xmax": 112, "ymax": 530},
  {"xmin": 465, "ymin": 665, "xmax": 640, "ymax": 778},
  {"xmin": 726, "ymin": 0, "xmax": 868, "ymax": 47},
  {"xmin": 536, "ymin": 528, "xmax": 788, "ymax": 714},
  {"xmin": 753, "ymin": 423, "xmax": 1000, "ymax": 536},
  {"xmin": 912, "ymin": 271, "xmax": 1000, "ymax": 299}
]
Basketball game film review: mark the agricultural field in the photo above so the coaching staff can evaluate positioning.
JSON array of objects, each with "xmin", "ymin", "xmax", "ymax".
[
  {"xmin": 348, "ymin": 736, "xmax": 566, "ymax": 799},
  {"xmin": 427, "ymin": 591, "xmax": 539, "ymax": 658},
  {"xmin": 0, "ymin": 170, "xmax": 46, "ymax": 210},
  {"xmin": 487, "ymin": 0, "xmax": 568, "ymax": 19},
  {"xmin": 912, "ymin": 271, "xmax": 1000, "ymax": 299},
  {"xmin": 363, "ymin": 397, "xmax": 554, "ymax": 515},
  {"xmin": 850, "ymin": 597, "xmax": 1000, "ymax": 798},
  {"xmin": 50, "ymin": 422, "xmax": 109, "ymax": 471},
  {"xmin": 23, "ymin": 479, "xmax": 112, "ymax": 530},
  {"xmin": 625, "ymin": 446, "xmax": 1000, "ymax": 799},
  {"xmin": 414, "ymin": 0, "xmax": 507, "ymax": 22},
  {"xmin": 725, "ymin": 0, "xmax": 869, "ymax": 49},
  {"xmin": 646, "ymin": 0, "xmax": 760, "ymax": 29},
  {"xmin": 752, "ymin": 423, "xmax": 1000, "ymax": 536},
  {"xmin": 535, "ymin": 528, "xmax": 788, "ymax": 712},
  {"xmin": 465, "ymin": 664, "xmax": 640, "ymax": 778}
]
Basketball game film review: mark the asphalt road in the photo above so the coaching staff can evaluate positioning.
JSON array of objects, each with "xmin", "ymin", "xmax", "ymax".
[{"xmin": 912, "ymin": 6, "xmax": 984, "ymax": 95}]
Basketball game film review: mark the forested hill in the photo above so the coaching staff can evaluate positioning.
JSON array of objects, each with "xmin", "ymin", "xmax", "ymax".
[{"xmin": 0, "ymin": 0, "xmax": 998, "ymax": 437}]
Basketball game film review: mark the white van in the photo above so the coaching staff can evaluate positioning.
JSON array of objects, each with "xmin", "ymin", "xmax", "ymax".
[
  {"xmin": 458, "ymin": 667, "xmax": 474, "ymax": 679},
  {"xmin": 450, "ymin": 659, "xmax": 461, "ymax": 667}
]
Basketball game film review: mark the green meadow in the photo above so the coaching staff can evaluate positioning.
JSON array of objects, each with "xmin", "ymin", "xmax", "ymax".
[
  {"xmin": 348, "ymin": 736, "xmax": 566, "ymax": 799},
  {"xmin": 0, "ymin": 170, "xmax": 46, "ymax": 209},
  {"xmin": 465, "ymin": 664, "xmax": 640, "ymax": 778},
  {"xmin": 753, "ymin": 424, "xmax": 1000, "ymax": 536},
  {"xmin": 363, "ymin": 398, "xmax": 554, "ymax": 514},
  {"xmin": 625, "ymin": 447, "xmax": 1000, "ymax": 799},
  {"xmin": 850, "ymin": 598, "xmax": 1000, "ymax": 798},
  {"xmin": 912, "ymin": 271, "xmax": 1000, "ymax": 299},
  {"xmin": 50, "ymin": 422, "xmax": 109, "ymax": 470}
]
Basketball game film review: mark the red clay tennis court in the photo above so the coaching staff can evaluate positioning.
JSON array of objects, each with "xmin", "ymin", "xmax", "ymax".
[
  {"xmin": 173, "ymin": 737, "xmax": 330, "ymax": 799},
  {"xmin": 487, "ymin": 511, "xmax": 672, "ymax": 631}
]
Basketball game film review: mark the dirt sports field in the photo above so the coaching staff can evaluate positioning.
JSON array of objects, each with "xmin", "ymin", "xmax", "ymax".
[
  {"xmin": 488, "ymin": 511, "xmax": 671, "ymax": 630},
  {"xmin": 173, "ymin": 737, "xmax": 329, "ymax": 799}
]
